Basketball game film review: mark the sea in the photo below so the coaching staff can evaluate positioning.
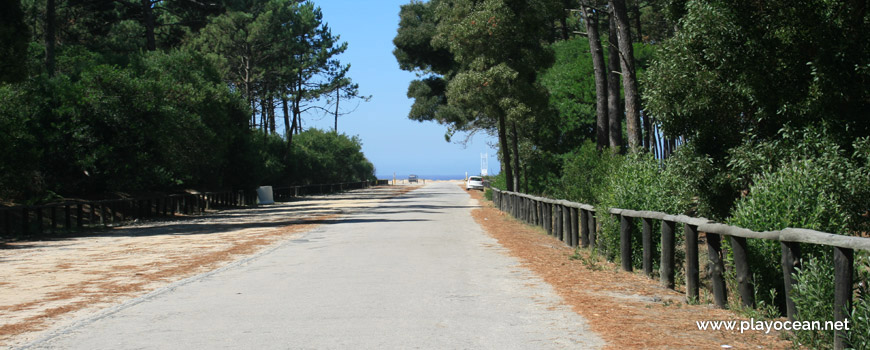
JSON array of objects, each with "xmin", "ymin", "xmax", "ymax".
[{"xmin": 376, "ymin": 174, "xmax": 468, "ymax": 181}]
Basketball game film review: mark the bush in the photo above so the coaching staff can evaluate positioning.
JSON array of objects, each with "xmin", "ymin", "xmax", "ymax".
[
  {"xmin": 595, "ymin": 152, "xmax": 693, "ymax": 266},
  {"xmin": 791, "ymin": 256, "xmax": 835, "ymax": 349},
  {"xmin": 284, "ymin": 128, "xmax": 375, "ymax": 185},
  {"xmin": 727, "ymin": 131, "xmax": 870, "ymax": 312},
  {"xmin": 0, "ymin": 47, "xmax": 250, "ymax": 199},
  {"xmin": 788, "ymin": 255, "xmax": 869, "ymax": 349},
  {"xmin": 559, "ymin": 141, "xmax": 620, "ymax": 205},
  {"xmin": 845, "ymin": 254, "xmax": 870, "ymax": 350}
]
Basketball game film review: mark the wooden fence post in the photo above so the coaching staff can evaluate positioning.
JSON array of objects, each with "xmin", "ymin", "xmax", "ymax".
[
  {"xmin": 580, "ymin": 210, "xmax": 590, "ymax": 248},
  {"xmin": 528, "ymin": 199, "xmax": 533, "ymax": 224},
  {"xmin": 833, "ymin": 247, "xmax": 853, "ymax": 350},
  {"xmin": 562, "ymin": 206, "xmax": 570, "ymax": 245},
  {"xmin": 543, "ymin": 202, "xmax": 549, "ymax": 232},
  {"xmin": 4, "ymin": 210, "xmax": 10, "ymax": 236},
  {"xmin": 101, "ymin": 203, "xmax": 107, "ymax": 227},
  {"xmin": 685, "ymin": 224, "xmax": 700, "ymax": 302},
  {"xmin": 36, "ymin": 207, "xmax": 44, "ymax": 235},
  {"xmin": 88, "ymin": 202, "xmax": 95, "ymax": 226},
  {"xmin": 570, "ymin": 208, "xmax": 579, "ymax": 248},
  {"xmin": 707, "ymin": 232, "xmax": 727, "ymax": 308},
  {"xmin": 660, "ymin": 220, "xmax": 676, "ymax": 289},
  {"xmin": 730, "ymin": 236, "xmax": 755, "ymax": 308},
  {"xmin": 109, "ymin": 202, "xmax": 115, "ymax": 225},
  {"xmin": 22, "ymin": 207, "xmax": 29, "ymax": 236},
  {"xmin": 588, "ymin": 212, "xmax": 597, "ymax": 249},
  {"xmin": 781, "ymin": 241, "xmax": 801, "ymax": 320},
  {"xmin": 76, "ymin": 203, "xmax": 83, "ymax": 229},
  {"xmin": 557, "ymin": 205, "xmax": 563, "ymax": 239},
  {"xmin": 50, "ymin": 206, "xmax": 57, "ymax": 234},
  {"xmin": 642, "ymin": 218, "xmax": 653, "ymax": 277},
  {"xmin": 620, "ymin": 215, "xmax": 633, "ymax": 272}
]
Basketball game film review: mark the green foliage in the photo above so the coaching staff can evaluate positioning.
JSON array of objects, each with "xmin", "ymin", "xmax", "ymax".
[
  {"xmin": 0, "ymin": 47, "xmax": 250, "ymax": 198},
  {"xmin": 727, "ymin": 128, "xmax": 870, "ymax": 313},
  {"xmin": 846, "ymin": 254, "xmax": 870, "ymax": 350},
  {"xmin": 791, "ymin": 256, "xmax": 835, "ymax": 349},
  {"xmin": 645, "ymin": 0, "xmax": 870, "ymax": 156},
  {"xmin": 596, "ymin": 153, "xmax": 693, "ymax": 265},
  {"xmin": 395, "ymin": 0, "xmax": 557, "ymax": 179},
  {"xmin": 539, "ymin": 38, "xmax": 596, "ymax": 143},
  {"xmin": 286, "ymin": 129, "xmax": 376, "ymax": 185},
  {"xmin": 488, "ymin": 172, "xmax": 507, "ymax": 191},
  {"xmin": 1, "ymin": 1, "xmax": 372, "ymax": 203},
  {"xmin": 558, "ymin": 141, "xmax": 620, "ymax": 205},
  {"xmin": 0, "ymin": 0, "xmax": 29, "ymax": 82}
]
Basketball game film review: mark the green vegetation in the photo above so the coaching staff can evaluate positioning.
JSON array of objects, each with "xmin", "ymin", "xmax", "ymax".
[
  {"xmin": 393, "ymin": 0, "xmax": 869, "ymax": 346},
  {"xmin": 0, "ymin": 0, "xmax": 373, "ymax": 203}
]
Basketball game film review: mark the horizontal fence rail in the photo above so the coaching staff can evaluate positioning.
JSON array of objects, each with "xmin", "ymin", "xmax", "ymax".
[
  {"xmin": 490, "ymin": 188, "xmax": 869, "ymax": 350},
  {"xmin": 1, "ymin": 181, "xmax": 374, "ymax": 239}
]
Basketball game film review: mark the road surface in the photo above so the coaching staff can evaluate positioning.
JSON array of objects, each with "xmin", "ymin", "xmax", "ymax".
[{"xmin": 24, "ymin": 183, "xmax": 603, "ymax": 349}]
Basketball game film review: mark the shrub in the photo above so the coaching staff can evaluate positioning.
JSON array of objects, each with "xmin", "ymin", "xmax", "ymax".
[
  {"xmin": 845, "ymin": 254, "xmax": 870, "ymax": 350},
  {"xmin": 595, "ymin": 152, "xmax": 693, "ymax": 267},
  {"xmin": 791, "ymin": 256, "xmax": 835, "ymax": 349},
  {"xmin": 788, "ymin": 255, "xmax": 868, "ymax": 349},
  {"xmin": 727, "ymin": 132, "xmax": 870, "ymax": 312},
  {"xmin": 559, "ymin": 140, "xmax": 620, "ymax": 205},
  {"xmin": 285, "ymin": 129, "xmax": 375, "ymax": 185}
]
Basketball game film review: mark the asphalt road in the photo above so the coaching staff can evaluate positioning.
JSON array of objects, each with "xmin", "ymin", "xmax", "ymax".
[{"xmin": 25, "ymin": 183, "xmax": 603, "ymax": 349}]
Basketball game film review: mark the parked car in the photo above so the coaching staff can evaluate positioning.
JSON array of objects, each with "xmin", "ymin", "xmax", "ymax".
[
  {"xmin": 408, "ymin": 174, "xmax": 418, "ymax": 183},
  {"xmin": 466, "ymin": 176, "xmax": 484, "ymax": 191}
]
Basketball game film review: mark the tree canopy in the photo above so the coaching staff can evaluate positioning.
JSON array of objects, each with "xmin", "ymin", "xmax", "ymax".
[{"xmin": 0, "ymin": 0, "xmax": 373, "ymax": 202}]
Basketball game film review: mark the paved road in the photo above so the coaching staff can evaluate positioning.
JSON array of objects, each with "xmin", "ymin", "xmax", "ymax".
[{"xmin": 25, "ymin": 183, "xmax": 603, "ymax": 349}]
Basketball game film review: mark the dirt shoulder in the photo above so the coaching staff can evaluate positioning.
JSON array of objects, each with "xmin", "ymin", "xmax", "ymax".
[
  {"xmin": 0, "ymin": 185, "xmax": 417, "ymax": 348},
  {"xmin": 466, "ymin": 188, "xmax": 792, "ymax": 349}
]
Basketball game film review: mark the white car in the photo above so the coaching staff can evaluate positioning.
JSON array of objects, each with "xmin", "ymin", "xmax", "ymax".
[{"xmin": 466, "ymin": 176, "xmax": 484, "ymax": 191}]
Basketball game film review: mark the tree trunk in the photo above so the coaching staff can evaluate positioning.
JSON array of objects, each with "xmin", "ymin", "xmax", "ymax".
[
  {"xmin": 632, "ymin": 0, "xmax": 643, "ymax": 43},
  {"xmin": 510, "ymin": 122, "xmax": 520, "ymax": 192},
  {"xmin": 289, "ymin": 100, "xmax": 298, "ymax": 144},
  {"xmin": 559, "ymin": 0, "xmax": 571, "ymax": 40},
  {"xmin": 581, "ymin": 6, "xmax": 608, "ymax": 150},
  {"xmin": 607, "ymin": 16, "xmax": 624, "ymax": 153},
  {"xmin": 334, "ymin": 87, "xmax": 340, "ymax": 133},
  {"xmin": 250, "ymin": 98, "xmax": 256, "ymax": 128},
  {"xmin": 647, "ymin": 114, "xmax": 656, "ymax": 154},
  {"xmin": 282, "ymin": 97, "xmax": 291, "ymax": 138},
  {"xmin": 268, "ymin": 97, "xmax": 276, "ymax": 134},
  {"xmin": 260, "ymin": 97, "xmax": 267, "ymax": 133},
  {"xmin": 497, "ymin": 114, "xmax": 514, "ymax": 192},
  {"xmin": 294, "ymin": 80, "xmax": 303, "ymax": 134},
  {"xmin": 142, "ymin": 0, "xmax": 156, "ymax": 51},
  {"xmin": 610, "ymin": 0, "xmax": 642, "ymax": 151},
  {"xmin": 642, "ymin": 110, "xmax": 651, "ymax": 150},
  {"xmin": 45, "ymin": 0, "xmax": 56, "ymax": 77},
  {"xmin": 244, "ymin": 55, "xmax": 254, "ymax": 128}
]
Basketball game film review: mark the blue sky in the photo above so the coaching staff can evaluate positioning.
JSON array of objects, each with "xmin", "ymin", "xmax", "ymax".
[{"xmin": 297, "ymin": 0, "xmax": 500, "ymax": 178}]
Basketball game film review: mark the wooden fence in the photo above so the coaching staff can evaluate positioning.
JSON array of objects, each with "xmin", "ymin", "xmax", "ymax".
[
  {"xmin": 491, "ymin": 188, "xmax": 870, "ymax": 349},
  {"xmin": 1, "ymin": 181, "xmax": 372, "ymax": 238}
]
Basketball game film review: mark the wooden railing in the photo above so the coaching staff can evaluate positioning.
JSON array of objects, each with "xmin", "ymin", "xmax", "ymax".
[
  {"xmin": 0, "ymin": 181, "xmax": 373, "ymax": 238},
  {"xmin": 490, "ymin": 188, "xmax": 869, "ymax": 349}
]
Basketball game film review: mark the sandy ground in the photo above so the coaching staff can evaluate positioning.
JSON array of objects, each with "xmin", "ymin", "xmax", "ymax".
[
  {"xmin": 0, "ymin": 185, "xmax": 417, "ymax": 348},
  {"xmin": 466, "ymin": 187, "xmax": 794, "ymax": 349}
]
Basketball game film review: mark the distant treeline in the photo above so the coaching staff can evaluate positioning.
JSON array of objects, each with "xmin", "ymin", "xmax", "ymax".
[{"xmin": 0, "ymin": 0, "xmax": 373, "ymax": 203}]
